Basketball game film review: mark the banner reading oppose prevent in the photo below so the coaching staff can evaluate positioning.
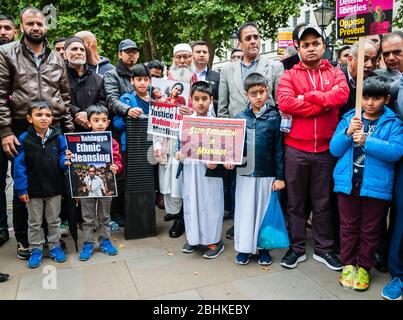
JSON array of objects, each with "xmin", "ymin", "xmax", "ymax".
[{"xmin": 336, "ymin": 0, "xmax": 393, "ymax": 39}]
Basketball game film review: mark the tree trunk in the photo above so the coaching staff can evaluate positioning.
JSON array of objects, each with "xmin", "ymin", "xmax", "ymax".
[
  {"xmin": 203, "ymin": 19, "xmax": 216, "ymax": 68},
  {"xmin": 142, "ymin": 28, "xmax": 159, "ymax": 62}
]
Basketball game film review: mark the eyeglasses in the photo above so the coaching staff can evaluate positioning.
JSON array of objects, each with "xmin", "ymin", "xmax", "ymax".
[
  {"xmin": 243, "ymin": 34, "xmax": 260, "ymax": 42},
  {"xmin": 247, "ymin": 88, "xmax": 266, "ymax": 98},
  {"xmin": 174, "ymin": 54, "xmax": 192, "ymax": 60},
  {"xmin": 88, "ymin": 170, "xmax": 95, "ymax": 173},
  {"xmin": 382, "ymin": 49, "xmax": 402, "ymax": 59}
]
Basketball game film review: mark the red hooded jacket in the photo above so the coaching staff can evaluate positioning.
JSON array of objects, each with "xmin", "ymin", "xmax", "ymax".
[
  {"xmin": 277, "ymin": 59, "xmax": 349, "ymax": 153},
  {"xmin": 112, "ymin": 138, "xmax": 123, "ymax": 174}
]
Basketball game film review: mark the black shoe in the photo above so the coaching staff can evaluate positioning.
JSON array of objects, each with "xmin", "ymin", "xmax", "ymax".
[
  {"xmin": 169, "ymin": 219, "xmax": 185, "ymax": 238},
  {"xmin": 280, "ymin": 249, "xmax": 306, "ymax": 269},
  {"xmin": 0, "ymin": 229, "xmax": 9, "ymax": 247},
  {"xmin": 164, "ymin": 213, "xmax": 178, "ymax": 221},
  {"xmin": 17, "ymin": 242, "xmax": 30, "ymax": 260},
  {"xmin": 0, "ymin": 272, "xmax": 9, "ymax": 282},
  {"xmin": 226, "ymin": 225, "xmax": 234, "ymax": 240},
  {"xmin": 60, "ymin": 239, "xmax": 66, "ymax": 250},
  {"xmin": 373, "ymin": 252, "xmax": 388, "ymax": 273},
  {"xmin": 313, "ymin": 251, "xmax": 343, "ymax": 271}
]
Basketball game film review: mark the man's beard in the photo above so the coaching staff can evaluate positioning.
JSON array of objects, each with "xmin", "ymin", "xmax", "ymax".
[
  {"xmin": 169, "ymin": 63, "xmax": 195, "ymax": 82},
  {"xmin": 69, "ymin": 58, "xmax": 86, "ymax": 68},
  {"xmin": 24, "ymin": 32, "xmax": 46, "ymax": 44},
  {"xmin": 0, "ymin": 38, "xmax": 14, "ymax": 45}
]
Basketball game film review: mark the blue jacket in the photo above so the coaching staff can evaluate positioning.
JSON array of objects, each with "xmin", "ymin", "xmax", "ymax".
[
  {"xmin": 330, "ymin": 107, "xmax": 403, "ymax": 201},
  {"xmin": 14, "ymin": 126, "xmax": 68, "ymax": 198},
  {"xmin": 235, "ymin": 105, "xmax": 284, "ymax": 179},
  {"xmin": 113, "ymin": 92, "xmax": 149, "ymax": 152}
]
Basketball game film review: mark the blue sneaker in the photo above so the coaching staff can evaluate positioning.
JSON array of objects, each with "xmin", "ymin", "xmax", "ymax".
[
  {"xmin": 48, "ymin": 246, "xmax": 67, "ymax": 263},
  {"xmin": 381, "ymin": 277, "xmax": 403, "ymax": 300},
  {"xmin": 258, "ymin": 249, "xmax": 273, "ymax": 266},
  {"xmin": 79, "ymin": 243, "xmax": 94, "ymax": 261},
  {"xmin": 99, "ymin": 239, "xmax": 118, "ymax": 256},
  {"xmin": 27, "ymin": 248, "xmax": 43, "ymax": 269},
  {"xmin": 235, "ymin": 252, "xmax": 250, "ymax": 265}
]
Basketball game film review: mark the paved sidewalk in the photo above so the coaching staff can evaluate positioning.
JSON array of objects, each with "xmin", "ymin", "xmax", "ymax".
[{"xmin": 0, "ymin": 206, "xmax": 390, "ymax": 300}]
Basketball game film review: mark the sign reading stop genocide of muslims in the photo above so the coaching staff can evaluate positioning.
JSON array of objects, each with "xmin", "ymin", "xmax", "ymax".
[{"xmin": 336, "ymin": 0, "xmax": 393, "ymax": 39}]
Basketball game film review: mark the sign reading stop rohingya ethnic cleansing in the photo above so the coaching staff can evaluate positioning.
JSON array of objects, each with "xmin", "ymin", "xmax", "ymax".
[
  {"xmin": 147, "ymin": 78, "xmax": 190, "ymax": 139},
  {"xmin": 336, "ymin": 0, "xmax": 393, "ymax": 39},
  {"xmin": 65, "ymin": 131, "xmax": 118, "ymax": 199},
  {"xmin": 180, "ymin": 116, "xmax": 246, "ymax": 165}
]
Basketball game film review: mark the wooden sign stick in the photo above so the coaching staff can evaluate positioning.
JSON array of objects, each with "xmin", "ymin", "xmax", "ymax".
[{"xmin": 355, "ymin": 36, "xmax": 365, "ymax": 117}]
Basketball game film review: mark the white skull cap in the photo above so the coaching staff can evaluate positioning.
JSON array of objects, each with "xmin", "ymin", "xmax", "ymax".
[{"xmin": 173, "ymin": 43, "xmax": 192, "ymax": 55}]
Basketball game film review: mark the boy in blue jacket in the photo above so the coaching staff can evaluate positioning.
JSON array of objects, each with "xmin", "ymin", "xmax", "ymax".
[
  {"xmin": 113, "ymin": 63, "xmax": 150, "ymax": 153},
  {"xmin": 14, "ymin": 101, "xmax": 69, "ymax": 268},
  {"xmin": 330, "ymin": 76, "xmax": 403, "ymax": 291}
]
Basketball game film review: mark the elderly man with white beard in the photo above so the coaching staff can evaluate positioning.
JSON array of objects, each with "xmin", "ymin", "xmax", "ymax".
[
  {"xmin": 64, "ymin": 36, "xmax": 106, "ymax": 132},
  {"xmin": 154, "ymin": 43, "xmax": 196, "ymax": 238}
]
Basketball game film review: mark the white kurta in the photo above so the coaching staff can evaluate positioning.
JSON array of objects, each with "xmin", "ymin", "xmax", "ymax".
[
  {"xmin": 183, "ymin": 159, "xmax": 224, "ymax": 246},
  {"xmin": 154, "ymin": 136, "xmax": 183, "ymax": 198},
  {"xmin": 234, "ymin": 175, "xmax": 275, "ymax": 254}
]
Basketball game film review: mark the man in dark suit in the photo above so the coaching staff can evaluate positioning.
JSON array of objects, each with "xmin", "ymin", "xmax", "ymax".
[
  {"xmin": 339, "ymin": 40, "xmax": 378, "ymax": 119},
  {"xmin": 191, "ymin": 40, "xmax": 220, "ymax": 115}
]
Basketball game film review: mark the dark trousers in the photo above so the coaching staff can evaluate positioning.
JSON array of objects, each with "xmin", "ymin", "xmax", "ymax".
[
  {"xmin": 389, "ymin": 158, "xmax": 403, "ymax": 279},
  {"xmin": 10, "ymin": 120, "xmax": 30, "ymax": 245},
  {"xmin": 0, "ymin": 148, "xmax": 8, "ymax": 231},
  {"xmin": 223, "ymin": 169, "xmax": 236, "ymax": 218},
  {"xmin": 285, "ymin": 146, "xmax": 335, "ymax": 255},
  {"xmin": 338, "ymin": 185, "xmax": 389, "ymax": 270}
]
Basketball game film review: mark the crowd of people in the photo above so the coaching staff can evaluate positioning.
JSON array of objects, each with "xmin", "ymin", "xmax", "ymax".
[{"xmin": 0, "ymin": 7, "xmax": 402, "ymax": 300}]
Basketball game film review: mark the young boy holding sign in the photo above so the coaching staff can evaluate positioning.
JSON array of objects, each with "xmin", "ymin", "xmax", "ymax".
[
  {"xmin": 175, "ymin": 81, "xmax": 226, "ymax": 259},
  {"xmin": 330, "ymin": 76, "xmax": 403, "ymax": 291},
  {"xmin": 225, "ymin": 73, "xmax": 285, "ymax": 266},
  {"xmin": 68, "ymin": 105, "xmax": 123, "ymax": 261}
]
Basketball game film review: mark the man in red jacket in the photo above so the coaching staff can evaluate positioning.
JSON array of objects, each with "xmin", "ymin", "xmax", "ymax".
[{"xmin": 277, "ymin": 26, "xmax": 349, "ymax": 271}]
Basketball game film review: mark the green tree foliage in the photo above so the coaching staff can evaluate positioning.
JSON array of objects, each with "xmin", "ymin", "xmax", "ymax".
[{"xmin": 1, "ymin": 0, "xmax": 401, "ymax": 66}]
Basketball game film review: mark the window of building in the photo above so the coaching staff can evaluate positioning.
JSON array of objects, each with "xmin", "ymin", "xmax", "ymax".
[
  {"xmin": 305, "ymin": 11, "xmax": 310, "ymax": 24},
  {"xmin": 261, "ymin": 43, "xmax": 266, "ymax": 53},
  {"xmin": 293, "ymin": 16, "xmax": 298, "ymax": 28},
  {"xmin": 271, "ymin": 41, "xmax": 275, "ymax": 52}
]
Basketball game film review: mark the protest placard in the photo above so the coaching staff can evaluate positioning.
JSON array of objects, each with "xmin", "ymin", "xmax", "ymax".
[
  {"xmin": 336, "ymin": 0, "xmax": 393, "ymax": 39},
  {"xmin": 148, "ymin": 78, "xmax": 190, "ymax": 139},
  {"xmin": 277, "ymin": 28, "xmax": 293, "ymax": 56},
  {"xmin": 180, "ymin": 116, "xmax": 246, "ymax": 165},
  {"xmin": 65, "ymin": 131, "xmax": 117, "ymax": 198}
]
